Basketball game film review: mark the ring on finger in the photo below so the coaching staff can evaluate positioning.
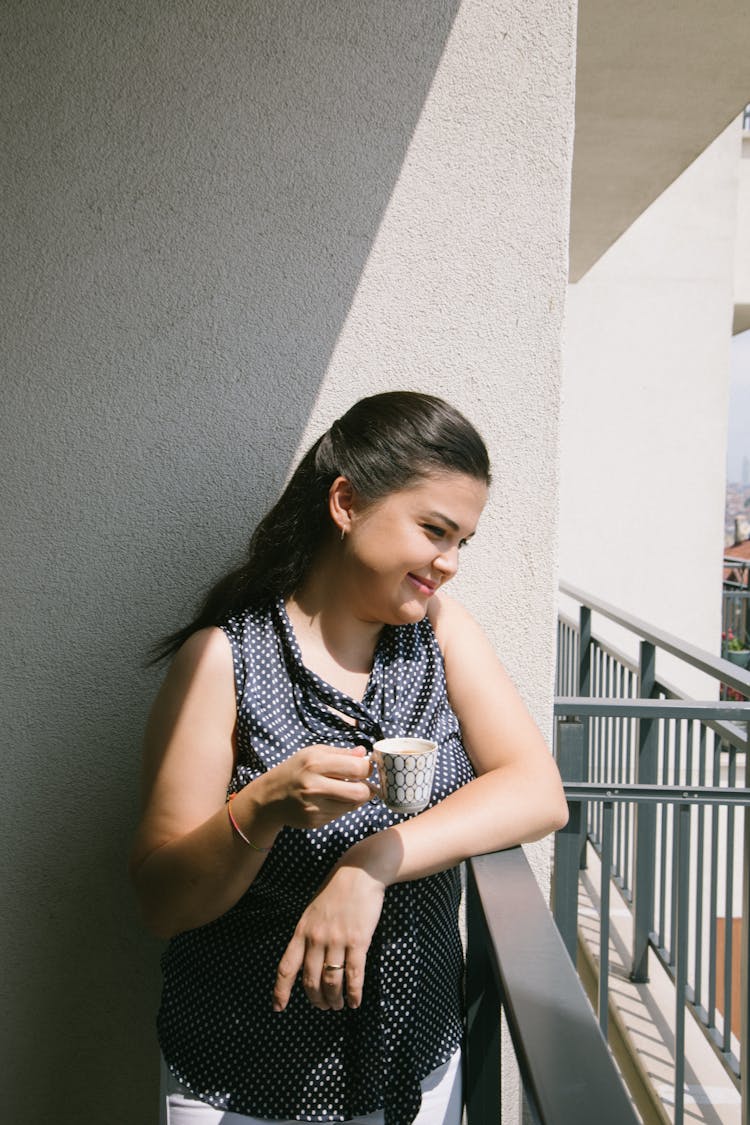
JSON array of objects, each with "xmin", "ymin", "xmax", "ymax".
[{"xmin": 323, "ymin": 962, "xmax": 345, "ymax": 971}]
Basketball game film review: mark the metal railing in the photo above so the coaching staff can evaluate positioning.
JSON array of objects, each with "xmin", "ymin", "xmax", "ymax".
[
  {"xmin": 465, "ymin": 848, "xmax": 639, "ymax": 1125},
  {"xmin": 555, "ymin": 707, "xmax": 750, "ymax": 1123},
  {"xmin": 722, "ymin": 584, "xmax": 750, "ymax": 657},
  {"xmin": 556, "ymin": 584, "xmax": 750, "ymax": 1124}
]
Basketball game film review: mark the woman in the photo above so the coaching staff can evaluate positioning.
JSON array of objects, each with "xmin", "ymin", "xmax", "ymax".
[{"xmin": 130, "ymin": 391, "xmax": 568, "ymax": 1125}]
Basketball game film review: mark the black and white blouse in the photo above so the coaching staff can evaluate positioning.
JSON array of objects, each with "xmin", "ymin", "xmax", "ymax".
[{"xmin": 157, "ymin": 598, "xmax": 475, "ymax": 1125}]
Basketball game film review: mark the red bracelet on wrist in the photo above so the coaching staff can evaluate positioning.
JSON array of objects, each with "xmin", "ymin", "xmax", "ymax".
[{"xmin": 227, "ymin": 792, "xmax": 273, "ymax": 853}]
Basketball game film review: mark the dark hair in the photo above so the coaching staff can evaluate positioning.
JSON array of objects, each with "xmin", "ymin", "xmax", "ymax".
[{"xmin": 151, "ymin": 391, "xmax": 490, "ymax": 662}]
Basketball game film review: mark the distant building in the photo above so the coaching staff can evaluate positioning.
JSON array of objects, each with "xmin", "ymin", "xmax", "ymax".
[{"xmin": 724, "ymin": 534, "xmax": 750, "ymax": 587}]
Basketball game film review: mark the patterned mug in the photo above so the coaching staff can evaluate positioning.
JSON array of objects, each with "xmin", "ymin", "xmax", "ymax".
[{"xmin": 371, "ymin": 737, "xmax": 438, "ymax": 814}]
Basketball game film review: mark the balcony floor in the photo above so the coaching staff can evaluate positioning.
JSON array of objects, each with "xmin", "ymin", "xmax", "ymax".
[{"xmin": 577, "ymin": 846, "xmax": 741, "ymax": 1125}]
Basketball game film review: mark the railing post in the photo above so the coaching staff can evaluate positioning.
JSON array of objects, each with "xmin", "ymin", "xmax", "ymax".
[
  {"xmin": 465, "ymin": 866, "xmax": 502, "ymax": 1125},
  {"xmin": 673, "ymin": 801, "xmax": 691, "ymax": 1124},
  {"xmin": 553, "ymin": 717, "xmax": 586, "ymax": 964},
  {"xmin": 579, "ymin": 605, "xmax": 592, "ymax": 696},
  {"xmin": 578, "ymin": 605, "xmax": 592, "ymax": 871},
  {"xmin": 742, "ymin": 806, "xmax": 749, "ymax": 1125},
  {"xmin": 599, "ymin": 800, "xmax": 614, "ymax": 1036},
  {"xmin": 631, "ymin": 640, "xmax": 657, "ymax": 982}
]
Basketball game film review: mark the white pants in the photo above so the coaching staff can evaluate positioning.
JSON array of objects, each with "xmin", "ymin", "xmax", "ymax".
[{"xmin": 160, "ymin": 1050, "xmax": 462, "ymax": 1125}]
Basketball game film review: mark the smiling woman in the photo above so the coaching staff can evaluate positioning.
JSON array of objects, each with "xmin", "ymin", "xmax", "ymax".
[
  {"xmin": 312, "ymin": 469, "xmax": 487, "ymax": 629},
  {"xmin": 130, "ymin": 391, "xmax": 568, "ymax": 1125}
]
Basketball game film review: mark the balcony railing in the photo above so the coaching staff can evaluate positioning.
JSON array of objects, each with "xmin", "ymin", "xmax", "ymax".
[
  {"xmin": 556, "ymin": 583, "xmax": 750, "ymax": 1124},
  {"xmin": 465, "ymin": 847, "xmax": 639, "ymax": 1124},
  {"xmin": 462, "ymin": 588, "xmax": 749, "ymax": 1123},
  {"xmin": 722, "ymin": 578, "xmax": 750, "ymax": 664}
]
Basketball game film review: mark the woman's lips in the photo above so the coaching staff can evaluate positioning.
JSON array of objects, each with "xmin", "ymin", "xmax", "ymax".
[{"xmin": 407, "ymin": 573, "xmax": 438, "ymax": 596}]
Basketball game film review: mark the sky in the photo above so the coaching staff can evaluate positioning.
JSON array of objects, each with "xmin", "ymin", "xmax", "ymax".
[{"xmin": 727, "ymin": 329, "xmax": 750, "ymax": 483}]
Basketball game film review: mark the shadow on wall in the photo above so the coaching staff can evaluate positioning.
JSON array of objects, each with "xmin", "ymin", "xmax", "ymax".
[{"xmin": 0, "ymin": 3, "xmax": 460, "ymax": 1122}]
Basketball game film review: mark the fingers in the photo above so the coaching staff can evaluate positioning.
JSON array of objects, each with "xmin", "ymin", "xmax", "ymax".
[
  {"xmin": 319, "ymin": 950, "xmax": 347, "ymax": 1010},
  {"xmin": 273, "ymin": 933, "xmax": 305, "ymax": 1012},
  {"xmin": 316, "ymin": 747, "xmax": 372, "ymax": 781},
  {"xmin": 301, "ymin": 943, "xmax": 328, "ymax": 1009},
  {"xmin": 314, "ymin": 748, "xmax": 372, "ymax": 810},
  {"xmin": 318, "ymin": 778, "xmax": 373, "ymax": 808},
  {"xmin": 314, "ymin": 944, "xmax": 366, "ymax": 1010},
  {"xmin": 297, "ymin": 946, "xmax": 364, "ymax": 1011},
  {"xmin": 328, "ymin": 744, "xmax": 367, "ymax": 758},
  {"xmin": 273, "ymin": 939, "xmax": 347, "ymax": 1012},
  {"xmin": 273, "ymin": 866, "xmax": 383, "ymax": 1014},
  {"xmin": 273, "ymin": 941, "xmax": 367, "ymax": 1012},
  {"xmin": 300, "ymin": 748, "xmax": 372, "ymax": 816},
  {"xmin": 342, "ymin": 945, "xmax": 366, "ymax": 1009},
  {"xmin": 265, "ymin": 746, "xmax": 375, "ymax": 833}
]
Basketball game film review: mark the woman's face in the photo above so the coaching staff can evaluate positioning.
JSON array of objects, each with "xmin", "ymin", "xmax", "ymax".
[{"xmin": 339, "ymin": 470, "xmax": 488, "ymax": 626}]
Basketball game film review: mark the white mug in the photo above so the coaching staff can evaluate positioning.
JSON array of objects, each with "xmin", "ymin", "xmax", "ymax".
[{"xmin": 371, "ymin": 737, "xmax": 438, "ymax": 814}]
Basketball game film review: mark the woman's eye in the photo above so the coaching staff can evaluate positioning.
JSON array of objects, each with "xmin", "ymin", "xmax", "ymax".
[
  {"xmin": 423, "ymin": 524, "xmax": 445, "ymax": 538},
  {"xmin": 458, "ymin": 538, "xmax": 469, "ymax": 550}
]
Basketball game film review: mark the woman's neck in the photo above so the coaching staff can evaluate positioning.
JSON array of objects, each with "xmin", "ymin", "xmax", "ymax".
[{"xmin": 287, "ymin": 568, "xmax": 382, "ymax": 677}]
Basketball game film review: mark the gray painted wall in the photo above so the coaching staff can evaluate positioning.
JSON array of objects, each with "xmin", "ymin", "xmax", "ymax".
[{"xmin": 1, "ymin": 3, "xmax": 576, "ymax": 1121}]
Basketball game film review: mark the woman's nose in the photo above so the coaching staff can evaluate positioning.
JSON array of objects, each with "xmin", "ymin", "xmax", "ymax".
[{"xmin": 433, "ymin": 545, "xmax": 459, "ymax": 578}]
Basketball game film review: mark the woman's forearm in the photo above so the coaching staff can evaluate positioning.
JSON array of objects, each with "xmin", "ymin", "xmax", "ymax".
[
  {"xmin": 130, "ymin": 743, "xmax": 374, "ymax": 939},
  {"xmin": 338, "ymin": 762, "xmax": 569, "ymax": 886},
  {"xmin": 129, "ymin": 780, "xmax": 281, "ymax": 940}
]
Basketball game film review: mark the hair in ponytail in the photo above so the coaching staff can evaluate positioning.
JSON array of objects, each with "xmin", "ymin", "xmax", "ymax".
[{"xmin": 150, "ymin": 391, "xmax": 490, "ymax": 663}]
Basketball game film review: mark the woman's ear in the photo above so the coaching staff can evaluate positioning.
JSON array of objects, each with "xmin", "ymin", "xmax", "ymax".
[{"xmin": 328, "ymin": 476, "xmax": 357, "ymax": 537}]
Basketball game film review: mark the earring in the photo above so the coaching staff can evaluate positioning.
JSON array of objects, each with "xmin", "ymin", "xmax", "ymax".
[{"xmin": 340, "ymin": 528, "xmax": 346, "ymax": 541}]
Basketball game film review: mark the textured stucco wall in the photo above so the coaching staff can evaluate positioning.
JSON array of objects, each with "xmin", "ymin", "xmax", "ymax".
[
  {"xmin": 560, "ymin": 121, "xmax": 740, "ymax": 693},
  {"xmin": 1, "ymin": 3, "xmax": 576, "ymax": 1122}
]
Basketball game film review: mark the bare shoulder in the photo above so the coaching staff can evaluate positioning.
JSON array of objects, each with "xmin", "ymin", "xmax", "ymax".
[
  {"xmin": 130, "ymin": 627, "xmax": 237, "ymax": 869},
  {"xmin": 427, "ymin": 590, "xmax": 488, "ymax": 656},
  {"xmin": 143, "ymin": 627, "xmax": 233, "ymax": 745},
  {"xmin": 162, "ymin": 625, "xmax": 235, "ymax": 689},
  {"xmin": 427, "ymin": 592, "xmax": 550, "ymax": 776},
  {"xmin": 426, "ymin": 588, "xmax": 462, "ymax": 634},
  {"xmin": 137, "ymin": 627, "xmax": 236, "ymax": 819}
]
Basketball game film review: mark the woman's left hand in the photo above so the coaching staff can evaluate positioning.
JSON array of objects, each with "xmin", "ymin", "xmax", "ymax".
[{"xmin": 273, "ymin": 863, "xmax": 386, "ymax": 1012}]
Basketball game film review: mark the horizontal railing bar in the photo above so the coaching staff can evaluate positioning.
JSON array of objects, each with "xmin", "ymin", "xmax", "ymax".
[
  {"xmin": 467, "ymin": 849, "xmax": 639, "ymax": 1125},
  {"xmin": 555, "ymin": 621, "xmax": 748, "ymax": 749},
  {"xmin": 654, "ymin": 679, "xmax": 749, "ymax": 752},
  {"xmin": 555, "ymin": 635, "xmax": 748, "ymax": 749},
  {"xmin": 555, "ymin": 697, "xmax": 749, "ymax": 721},
  {"xmin": 563, "ymin": 782, "xmax": 750, "ymax": 806},
  {"xmin": 560, "ymin": 582, "xmax": 750, "ymax": 693}
]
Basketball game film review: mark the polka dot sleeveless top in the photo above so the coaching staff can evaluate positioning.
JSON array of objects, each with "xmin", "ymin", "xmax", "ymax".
[{"xmin": 157, "ymin": 598, "xmax": 475, "ymax": 1125}]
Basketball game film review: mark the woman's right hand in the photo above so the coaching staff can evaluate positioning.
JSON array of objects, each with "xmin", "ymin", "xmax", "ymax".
[{"xmin": 253, "ymin": 745, "xmax": 374, "ymax": 832}]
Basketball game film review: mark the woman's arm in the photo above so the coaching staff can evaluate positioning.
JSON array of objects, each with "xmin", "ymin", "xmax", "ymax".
[
  {"xmin": 345, "ymin": 592, "xmax": 569, "ymax": 881},
  {"xmin": 273, "ymin": 594, "xmax": 568, "ymax": 1011},
  {"xmin": 129, "ymin": 628, "xmax": 373, "ymax": 939}
]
